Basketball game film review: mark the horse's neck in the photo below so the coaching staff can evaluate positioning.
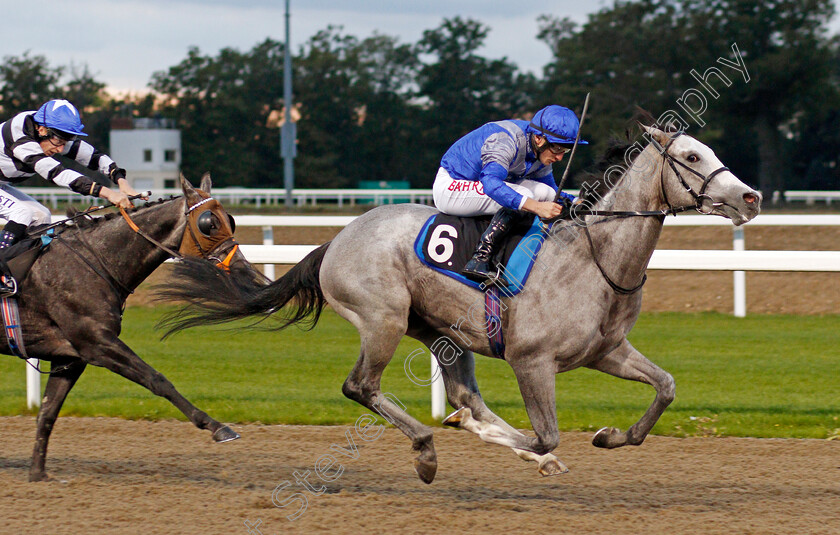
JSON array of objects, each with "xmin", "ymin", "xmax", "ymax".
[
  {"xmin": 79, "ymin": 200, "xmax": 185, "ymax": 291},
  {"xmin": 535, "ymin": 147, "xmax": 666, "ymax": 291},
  {"xmin": 585, "ymin": 147, "xmax": 667, "ymax": 287}
]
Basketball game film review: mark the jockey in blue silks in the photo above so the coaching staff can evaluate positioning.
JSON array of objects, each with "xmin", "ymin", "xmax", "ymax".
[{"xmin": 432, "ymin": 104, "xmax": 588, "ymax": 281}]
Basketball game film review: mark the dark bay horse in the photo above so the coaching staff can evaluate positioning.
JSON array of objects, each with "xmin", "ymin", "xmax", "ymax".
[
  {"xmin": 159, "ymin": 125, "xmax": 761, "ymax": 484},
  {"xmin": 3, "ymin": 173, "xmax": 258, "ymax": 481}
]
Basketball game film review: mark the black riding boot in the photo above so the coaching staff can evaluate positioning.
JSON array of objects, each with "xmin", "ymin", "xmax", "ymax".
[
  {"xmin": 0, "ymin": 221, "xmax": 27, "ymax": 297},
  {"xmin": 462, "ymin": 208, "xmax": 520, "ymax": 282}
]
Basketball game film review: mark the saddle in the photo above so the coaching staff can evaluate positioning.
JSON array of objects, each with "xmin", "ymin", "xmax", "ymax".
[
  {"xmin": 414, "ymin": 213, "xmax": 553, "ymax": 360},
  {"xmin": 414, "ymin": 213, "xmax": 551, "ymax": 296},
  {"xmin": 0, "ymin": 231, "xmax": 54, "ymax": 286}
]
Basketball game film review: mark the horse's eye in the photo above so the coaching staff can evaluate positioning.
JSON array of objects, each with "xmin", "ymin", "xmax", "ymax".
[
  {"xmin": 687, "ymin": 154, "xmax": 700, "ymax": 163},
  {"xmin": 196, "ymin": 211, "xmax": 219, "ymax": 236}
]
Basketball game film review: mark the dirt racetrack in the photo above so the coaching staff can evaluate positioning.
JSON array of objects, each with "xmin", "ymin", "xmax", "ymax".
[{"xmin": 0, "ymin": 416, "xmax": 837, "ymax": 534}]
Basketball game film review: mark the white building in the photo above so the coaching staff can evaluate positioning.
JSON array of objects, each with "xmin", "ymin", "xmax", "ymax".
[{"xmin": 109, "ymin": 117, "xmax": 181, "ymax": 191}]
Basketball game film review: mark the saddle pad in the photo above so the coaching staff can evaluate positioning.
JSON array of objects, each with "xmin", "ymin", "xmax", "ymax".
[
  {"xmin": 1, "ymin": 297, "xmax": 28, "ymax": 359},
  {"xmin": 414, "ymin": 213, "xmax": 551, "ymax": 295}
]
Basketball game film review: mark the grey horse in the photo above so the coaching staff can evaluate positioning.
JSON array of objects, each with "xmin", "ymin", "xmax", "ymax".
[{"xmin": 159, "ymin": 125, "xmax": 761, "ymax": 484}]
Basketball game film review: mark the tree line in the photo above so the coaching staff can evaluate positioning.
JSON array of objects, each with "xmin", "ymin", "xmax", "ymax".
[{"xmin": 2, "ymin": 0, "xmax": 838, "ymax": 195}]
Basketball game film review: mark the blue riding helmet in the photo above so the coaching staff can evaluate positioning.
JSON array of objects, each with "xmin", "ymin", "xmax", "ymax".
[
  {"xmin": 33, "ymin": 99, "xmax": 87, "ymax": 138},
  {"xmin": 526, "ymin": 105, "xmax": 588, "ymax": 145}
]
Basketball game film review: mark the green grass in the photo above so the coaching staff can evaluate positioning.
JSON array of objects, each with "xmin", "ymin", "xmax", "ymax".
[{"xmin": 0, "ymin": 308, "xmax": 837, "ymax": 439}]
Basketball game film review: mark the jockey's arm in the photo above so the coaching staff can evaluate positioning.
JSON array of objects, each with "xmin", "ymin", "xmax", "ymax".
[
  {"xmin": 479, "ymin": 162, "xmax": 525, "ymax": 210},
  {"xmin": 521, "ymin": 198, "xmax": 564, "ymax": 219},
  {"xmin": 63, "ymin": 139, "xmax": 145, "ymax": 200},
  {"xmin": 480, "ymin": 164, "xmax": 565, "ymax": 219},
  {"xmin": 99, "ymin": 186, "xmax": 133, "ymax": 209}
]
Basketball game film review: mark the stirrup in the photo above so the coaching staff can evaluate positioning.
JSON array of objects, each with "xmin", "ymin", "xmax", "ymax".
[
  {"xmin": 0, "ymin": 275, "xmax": 17, "ymax": 297},
  {"xmin": 462, "ymin": 260, "xmax": 504, "ymax": 284}
]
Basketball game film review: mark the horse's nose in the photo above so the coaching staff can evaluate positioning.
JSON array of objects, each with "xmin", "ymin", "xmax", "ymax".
[{"xmin": 743, "ymin": 191, "xmax": 760, "ymax": 205}]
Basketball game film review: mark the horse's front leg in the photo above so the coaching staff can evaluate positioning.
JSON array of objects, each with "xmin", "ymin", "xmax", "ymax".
[
  {"xmin": 588, "ymin": 338, "xmax": 675, "ymax": 448},
  {"xmin": 29, "ymin": 357, "xmax": 86, "ymax": 482},
  {"xmin": 75, "ymin": 327, "xmax": 239, "ymax": 443}
]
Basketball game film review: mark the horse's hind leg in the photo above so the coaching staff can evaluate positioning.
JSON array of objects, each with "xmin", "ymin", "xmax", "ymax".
[
  {"xmin": 588, "ymin": 338, "xmax": 675, "ymax": 449},
  {"xmin": 74, "ymin": 329, "xmax": 238, "ymax": 443},
  {"xmin": 410, "ymin": 329, "xmax": 567, "ymax": 476},
  {"xmin": 338, "ymin": 318, "xmax": 437, "ymax": 484},
  {"xmin": 438, "ymin": 355, "xmax": 568, "ymax": 475},
  {"xmin": 29, "ymin": 357, "xmax": 86, "ymax": 482}
]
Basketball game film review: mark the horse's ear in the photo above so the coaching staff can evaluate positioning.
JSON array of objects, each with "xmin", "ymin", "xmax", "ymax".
[
  {"xmin": 180, "ymin": 173, "xmax": 204, "ymax": 206},
  {"xmin": 199, "ymin": 172, "xmax": 212, "ymax": 194},
  {"xmin": 641, "ymin": 124, "xmax": 670, "ymax": 147}
]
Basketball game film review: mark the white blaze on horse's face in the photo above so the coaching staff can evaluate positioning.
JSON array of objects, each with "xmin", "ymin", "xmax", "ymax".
[{"xmin": 646, "ymin": 126, "xmax": 761, "ymax": 225}]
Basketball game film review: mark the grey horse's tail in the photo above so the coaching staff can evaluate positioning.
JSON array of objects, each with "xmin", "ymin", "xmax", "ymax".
[{"xmin": 157, "ymin": 242, "xmax": 330, "ymax": 338}]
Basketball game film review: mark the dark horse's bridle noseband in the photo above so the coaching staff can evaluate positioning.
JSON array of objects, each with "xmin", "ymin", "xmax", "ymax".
[
  {"xmin": 567, "ymin": 131, "xmax": 731, "ymax": 295},
  {"xmin": 29, "ymin": 196, "xmax": 239, "ymax": 375}
]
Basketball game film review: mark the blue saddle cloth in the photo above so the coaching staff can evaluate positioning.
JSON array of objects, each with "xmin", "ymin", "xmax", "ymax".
[{"xmin": 413, "ymin": 213, "xmax": 551, "ymax": 296}]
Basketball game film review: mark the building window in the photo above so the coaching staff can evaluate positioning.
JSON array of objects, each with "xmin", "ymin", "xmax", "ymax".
[
  {"xmin": 143, "ymin": 149, "xmax": 152, "ymax": 162},
  {"xmin": 164, "ymin": 149, "xmax": 177, "ymax": 162},
  {"xmin": 164, "ymin": 179, "xmax": 176, "ymax": 189}
]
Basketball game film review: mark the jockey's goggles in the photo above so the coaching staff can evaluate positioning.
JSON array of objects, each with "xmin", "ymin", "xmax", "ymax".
[
  {"xmin": 47, "ymin": 128, "xmax": 78, "ymax": 143},
  {"xmin": 545, "ymin": 143, "xmax": 571, "ymax": 155}
]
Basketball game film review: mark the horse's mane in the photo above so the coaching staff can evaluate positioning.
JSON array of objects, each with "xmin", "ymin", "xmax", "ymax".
[
  {"xmin": 576, "ymin": 108, "xmax": 677, "ymax": 201},
  {"xmin": 66, "ymin": 196, "xmax": 181, "ymax": 230}
]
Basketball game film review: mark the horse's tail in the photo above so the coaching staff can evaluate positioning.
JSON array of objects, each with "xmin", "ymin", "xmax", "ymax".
[{"xmin": 157, "ymin": 242, "xmax": 330, "ymax": 338}]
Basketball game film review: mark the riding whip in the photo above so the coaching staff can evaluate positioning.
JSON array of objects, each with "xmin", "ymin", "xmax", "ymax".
[
  {"xmin": 553, "ymin": 92, "xmax": 590, "ymax": 200},
  {"xmin": 33, "ymin": 191, "xmax": 152, "ymax": 235}
]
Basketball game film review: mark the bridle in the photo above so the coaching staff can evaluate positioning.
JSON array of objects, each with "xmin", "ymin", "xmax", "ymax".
[
  {"xmin": 118, "ymin": 195, "xmax": 239, "ymax": 271},
  {"xmin": 650, "ymin": 132, "xmax": 731, "ymax": 216},
  {"xmin": 561, "ymin": 131, "xmax": 732, "ymax": 220},
  {"xmin": 556, "ymin": 132, "xmax": 731, "ymax": 294},
  {"xmin": 30, "ymin": 196, "xmax": 239, "ymax": 375}
]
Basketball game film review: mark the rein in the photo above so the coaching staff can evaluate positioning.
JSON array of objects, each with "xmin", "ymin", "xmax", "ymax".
[
  {"xmin": 551, "ymin": 131, "xmax": 730, "ymax": 294},
  {"xmin": 120, "ymin": 207, "xmax": 183, "ymax": 259}
]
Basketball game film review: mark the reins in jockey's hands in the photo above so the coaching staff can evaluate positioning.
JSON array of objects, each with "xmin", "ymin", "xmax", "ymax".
[{"xmin": 104, "ymin": 177, "xmax": 149, "ymax": 209}]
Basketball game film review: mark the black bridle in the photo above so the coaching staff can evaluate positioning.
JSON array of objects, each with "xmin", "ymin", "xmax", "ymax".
[{"xmin": 556, "ymin": 132, "xmax": 731, "ymax": 294}]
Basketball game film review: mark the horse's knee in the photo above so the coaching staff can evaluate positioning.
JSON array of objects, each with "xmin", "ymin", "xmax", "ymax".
[
  {"xmin": 660, "ymin": 372, "xmax": 676, "ymax": 405},
  {"xmin": 342, "ymin": 377, "xmax": 364, "ymax": 403}
]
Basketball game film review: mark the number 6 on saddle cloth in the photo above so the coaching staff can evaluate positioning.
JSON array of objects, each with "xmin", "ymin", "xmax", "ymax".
[
  {"xmin": 414, "ymin": 213, "xmax": 553, "ymax": 358},
  {"xmin": 414, "ymin": 213, "xmax": 551, "ymax": 295}
]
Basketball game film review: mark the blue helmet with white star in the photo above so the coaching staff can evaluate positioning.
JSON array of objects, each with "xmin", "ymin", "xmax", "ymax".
[
  {"xmin": 33, "ymin": 99, "xmax": 87, "ymax": 139},
  {"xmin": 526, "ymin": 105, "xmax": 588, "ymax": 145}
]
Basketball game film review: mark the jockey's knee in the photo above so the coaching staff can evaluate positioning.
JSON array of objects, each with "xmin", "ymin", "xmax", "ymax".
[
  {"xmin": 31, "ymin": 208, "xmax": 51, "ymax": 226},
  {"xmin": 532, "ymin": 183, "xmax": 556, "ymax": 202}
]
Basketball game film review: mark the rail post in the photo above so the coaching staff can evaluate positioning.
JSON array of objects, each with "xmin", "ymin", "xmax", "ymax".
[{"xmin": 733, "ymin": 227, "xmax": 746, "ymax": 317}]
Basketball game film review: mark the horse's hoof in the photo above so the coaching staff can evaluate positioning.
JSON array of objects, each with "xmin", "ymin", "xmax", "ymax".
[
  {"xmin": 414, "ymin": 457, "xmax": 437, "ymax": 484},
  {"xmin": 592, "ymin": 426, "xmax": 625, "ymax": 449},
  {"xmin": 538, "ymin": 458, "xmax": 569, "ymax": 477},
  {"xmin": 213, "ymin": 425, "xmax": 241, "ymax": 443},
  {"xmin": 442, "ymin": 407, "xmax": 470, "ymax": 428}
]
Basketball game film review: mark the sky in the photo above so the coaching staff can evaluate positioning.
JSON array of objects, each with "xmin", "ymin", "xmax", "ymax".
[
  {"xmin": 3, "ymin": 1, "xmax": 839, "ymax": 95},
  {"xmin": 2, "ymin": 0, "xmax": 605, "ymax": 94}
]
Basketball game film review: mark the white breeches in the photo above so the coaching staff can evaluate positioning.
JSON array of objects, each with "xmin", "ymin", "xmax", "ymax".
[
  {"xmin": 432, "ymin": 167, "xmax": 555, "ymax": 217},
  {"xmin": 0, "ymin": 183, "xmax": 53, "ymax": 226}
]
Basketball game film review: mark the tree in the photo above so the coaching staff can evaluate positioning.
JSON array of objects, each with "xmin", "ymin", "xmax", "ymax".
[
  {"xmin": 294, "ymin": 27, "xmax": 422, "ymax": 187},
  {"xmin": 414, "ymin": 17, "xmax": 539, "ymax": 182},
  {"xmin": 536, "ymin": 0, "xmax": 839, "ymax": 194},
  {"xmin": 150, "ymin": 40, "xmax": 286, "ymax": 187},
  {"xmin": 0, "ymin": 51, "xmax": 63, "ymax": 115}
]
